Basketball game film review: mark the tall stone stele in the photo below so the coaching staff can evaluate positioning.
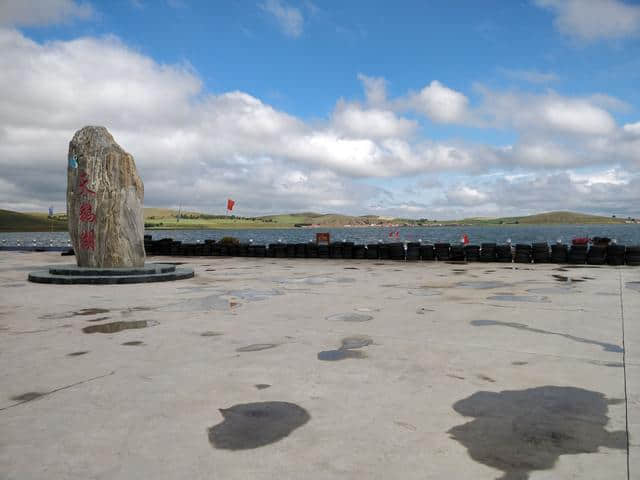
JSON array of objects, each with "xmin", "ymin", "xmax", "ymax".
[{"xmin": 67, "ymin": 126, "xmax": 145, "ymax": 268}]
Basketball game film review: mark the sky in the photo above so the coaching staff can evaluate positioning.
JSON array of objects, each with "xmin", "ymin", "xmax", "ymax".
[{"xmin": 1, "ymin": 0, "xmax": 640, "ymax": 219}]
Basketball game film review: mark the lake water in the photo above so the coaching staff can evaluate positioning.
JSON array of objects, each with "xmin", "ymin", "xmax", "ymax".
[{"xmin": 2, "ymin": 224, "xmax": 640, "ymax": 247}]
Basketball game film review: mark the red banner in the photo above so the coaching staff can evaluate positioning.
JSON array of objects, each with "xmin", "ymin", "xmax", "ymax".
[{"xmin": 227, "ymin": 198, "xmax": 235, "ymax": 211}]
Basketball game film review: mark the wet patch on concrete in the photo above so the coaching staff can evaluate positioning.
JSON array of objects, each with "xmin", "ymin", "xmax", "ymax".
[
  {"xmin": 526, "ymin": 287, "xmax": 574, "ymax": 295},
  {"xmin": 458, "ymin": 281, "xmax": 508, "ymax": 289},
  {"xmin": 326, "ymin": 312, "xmax": 373, "ymax": 322},
  {"xmin": 161, "ymin": 294, "xmax": 229, "ymax": 312},
  {"xmin": 255, "ymin": 384, "xmax": 271, "ymax": 390},
  {"xmin": 486, "ymin": 295, "xmax": 550, "ymax": 303},
  {"xmin": 1, "ymin": 283, "xmax": 25, "ymax": 288},
  {"xmin": 627, "ymin": 281, "xmax": 640, "ymax": 292},
  {"xmin": 86, "ymin": 316, "xmax": 110, "ymax": 322},
  {"xmin": 201, "ymin": 331, "xmax": 224, "ymax": 337},
  {"xmin": 471, "ymin": 320, "xmax": 623, "ymax": 353},
  {"xmin": 511, "ymin": 361, "xmax": 528, "ymax": 366},
  {"xmin": 477, "ymin": 374, "xmax": 496, "ymax": 383},
  {"xmin": 416, "ymin": 307, "xmax": 435, "ymax": 314},
  {"xmin": 447, "ymin": 374, "xmax": 466, "ymax": 380},
  {"xmin": 552, "ymin": 274, "xmax": 585, "ymax": 283},
  {"xmin": 227, "ymin": 289, "xmax": 283, "ymax": 302},
  {"xmin": 120, "ymin": 306, "xmax": 154, "ymax": 316},
  {"xmin": 448, "ymin": 386, "xmax": 627, "ymax": 480},
  {"xmin": 318, "ymin": 335, "xmax": 373, "ymax": 361},
  {"xmin": 74, "ymin": 308, "xmax": 110, "ymax": 316},
  {"xmin": 407, "ymin": 288, "xmax": 443, "ymax": 297},
  {"xmin": 82, "ymin": 320, "xmax": 150, "ymax": 334},
  {"xmin": 10, "ymin": 392, "xmax": 44, "ymax": 402},
  {"xmin": 236, "ymin": 343, "xmax": 278, "ymax": 352},
  {"xmin": 40, "ymin": 308, "xmax": 110, "ymax": 320},
  {"xmin": 122, "ymin": 341, "xmax": 144, "ymax": 346},
  {"xmin": 344, "ymin": 267, "xmax": 359, "ymax": 270},
  {"xmin": 67, "ymin": 351, "xmax": 89, "ymax": 357},
  {"xmin": 394, "ymin": 420, "xmax": 417, "ymax": 431},
  {"xmin": 589, "ymin": 360, "xmax": 624, "ymax": 368},
  {"xmin": 208, "ymin": 401, "xmax": 310, "ymax": 450}
]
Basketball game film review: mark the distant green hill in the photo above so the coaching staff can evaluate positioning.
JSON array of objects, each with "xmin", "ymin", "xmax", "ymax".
[
  {"xmin": 0, "ymin": 208, "xmax": 631, "ymax": 232},
  {"xmin": 0, "ymin": 209, "xmax": 67, "ymax": 232}
]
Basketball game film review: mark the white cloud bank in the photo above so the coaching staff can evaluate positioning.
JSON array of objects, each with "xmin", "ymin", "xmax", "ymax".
[
  {"xmin": 0, "ymin": 27, "xmax": 639, "ymax": 217},
  {"xmin": 534, "ymin": 0, "xmax": 640, "ymax": 41},
  {"xmin": 0, "ymin": 0, "xmax": 93, "ymax": 26}
]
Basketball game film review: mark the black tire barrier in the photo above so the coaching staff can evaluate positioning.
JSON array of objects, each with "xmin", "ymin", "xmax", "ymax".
[
  {"xmin": 295, "ymin": 243, "xmax": 307, "ymax": 258},
  {"xmin": 389, "ymin": 242, "xmax": 405, "ymax": 261},
  {"xmin": 450, "ymin": 245, "xmax": 465, "ymax": 261},
  {"xmin": 550, "ymin": 244, "xmax": 568, "ymax": 263},
  {"xmin": 434, "ymin": 243, "xmax": 451, "ymax": 261},
  {"xmin": 329, "ymin": 242, "xmax": 343, "ymax": 259},
  {"xmin": 141, "ymin": 237, "xmax": 640, "ymax": 266},
  {"xmin": 406, "ymin": 242, "xmax": 421, "ymax": 261},
  {"xmin": 514, "ymin": 244, "xmax": 532, "ymax": 264},
  {"xmin": 568, "ymin": 245, "xmax": 587, "ymax": 264},
  {"xmin": 587, "ymin": 245, "xmax": 606, "ymax": 265},
  {"xmin": 420, "ymin": 245, "xmax": 435, "ymax": 261},
  {"xmin": 464, "ymin": 245, "xmax": 480, "ymax": 262},
  {"xmin": 532, "ymin": 243, "xmax": 550, "ymax": 263},
  {"xmin": 353, "ymin": 245, "xmax": 366, "ymax": 259},
  {"xmin": 496, "ymin": 245, "xmax": 513, "ymax": 263},
  {"xmin": 607, "ymin": 244, "xmax": 626, "ymax": 266},
  {"xmin": 480, "ymin": 243, "xmax": 496, "ymax": 262}
]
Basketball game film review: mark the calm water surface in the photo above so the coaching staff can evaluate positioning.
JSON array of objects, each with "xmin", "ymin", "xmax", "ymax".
[{"xmin": 2, "ymin": 225, "xmax": 640, "ymax": 247}]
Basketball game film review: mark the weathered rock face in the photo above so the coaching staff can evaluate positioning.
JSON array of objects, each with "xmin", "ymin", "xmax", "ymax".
[{"xmin": 67, "ymin": 126, "xmax": 145, "ymax": 268}]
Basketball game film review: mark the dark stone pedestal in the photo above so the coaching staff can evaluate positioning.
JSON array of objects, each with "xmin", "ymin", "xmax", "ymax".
[{"xmin": 28, "ymin": 263, "xmax": 194, "ymax": 284}]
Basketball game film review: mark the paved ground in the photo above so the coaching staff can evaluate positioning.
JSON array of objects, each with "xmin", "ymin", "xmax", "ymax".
[{"xmin": 1, "ymin": 252, "xmax": 638, "ymax": 480}]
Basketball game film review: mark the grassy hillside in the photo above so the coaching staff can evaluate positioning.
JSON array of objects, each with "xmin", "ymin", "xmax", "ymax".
[
  {"xmin": 0, "ymin": 208, "xmax": 632, "ymax": 232},
  {"xmin": 0, "ymin": 209, "xmax": 67, "ymax": 232}
]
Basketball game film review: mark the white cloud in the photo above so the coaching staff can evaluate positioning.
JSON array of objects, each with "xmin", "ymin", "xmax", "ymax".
[
  {"xmin": 0, "ymin": 0, "xmax": 93, "ymax": 26},
  {"xmin": 499, "ymin": 68, "xmax": 559, "ymax": 84},
  {"xmin": 259, "ymin": 0, "xmax": 303, "ymax": 37},
  {"xmin": 446, "ymin": 186, "xmax": 489, "ymax": 206},
  {"xmin": 357, "ymin": 73, "xmax": 387, "ymax": 106},
  {"xmin": 331, "ymin": 100, "xmax": 417, "ymax": 139},
  {"xmin": 534, "ymin": 0, "xmax": 640, "ymax": 41},
  {"xmin": 405, "ymin": 80, "xmax": 471, "ymax": 124}
]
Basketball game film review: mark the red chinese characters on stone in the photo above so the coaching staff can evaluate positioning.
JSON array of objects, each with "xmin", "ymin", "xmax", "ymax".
[
  {"xmin": 79, "ymin": 202, "xmax": 96, "ymax": 223},
  {"xmin": 77, "ymin": 171, "xmax": 95, "ymax": 196},
  {"xmin": 80, "ymin": 230, "xmax": 96, "ymax": 251}
]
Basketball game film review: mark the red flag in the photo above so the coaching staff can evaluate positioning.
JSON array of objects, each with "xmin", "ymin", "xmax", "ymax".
[
  {"xmin": 462, "ymin": 234, "xmax": 469, "ymax": 245},
  {"xmin": 227, "ymin": 198, "xmax": 235, "ymax": 211}
]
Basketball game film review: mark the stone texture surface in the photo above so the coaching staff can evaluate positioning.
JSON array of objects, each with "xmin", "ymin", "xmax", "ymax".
[{"xmin": 67, "ymin": 126, "xmax": 145, "ymax": 267}]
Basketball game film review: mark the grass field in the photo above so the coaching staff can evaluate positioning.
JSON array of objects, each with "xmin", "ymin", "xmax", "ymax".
[{"xmin": 0, "ymin": 208, "xmax": 631, "ymax": 232}]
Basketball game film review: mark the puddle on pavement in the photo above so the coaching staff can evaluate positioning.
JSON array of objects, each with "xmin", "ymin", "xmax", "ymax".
[
  {"xmin": 326, "ymin": 313, "xmax": 373, "ymax": 322},
  {"xmin": 236, "ymin": 343, "xmax": 278, "ymax": 352},
  {"xmin": 448, "ymin": 386, "xmax": 626, "ymax": 480},
  {"xmin": 477, "ymin": 374, "xmax": 496, "ymax": 383},
  {"xmin": 201, "ymin": 331, "xmax": 224, "ymax": 337},
  {"xmin": 67, "ymin": 351, "xmax": 89, "ymax": 356},
  {"xmin": 526, "ymin": 287, "xmax": 574, "ymax": 295},
  {"xmin": 511, "ymin": 361, "xmax": 528, "ymax": 366},
  {"xmin": 255, "ymin": 384, "xmax": 271, "ymax": 390},
  {"xmin": 160, "ymin": 294, "xmax": 229, "ymax": 312},
  {"xmin": 40, "ymin": 307, "xmax": 111, "ymax": 320},
  {"xmin": 208, "ymin": 401, "xmax": 310, "ymax": 450},
  {"xmin": 407, "ymin": 288, "xmax": 443, "ymax": 297},
  {"xmin": 471, "ymin": 320, "xmax": 623, "ymax": 353},
  {"xmin": 227, "ymin": 289, "xmax": 283, "ymax": 301},
  {"xmin": 74, "ymin": 308, "xmax": 110, "ymax": 316},
  {"xmin": 458, "ymin": 281, "xmax": 508, "ymax": 289},
  {"xmin": 553, "ymin": 274, "xmax": 585, "ymax": 283},
  {"xmin": 122, "ymin": 341, "xmax": 144, "ymax": 346},
  {"xmin": 82, "ymin": 320, "xmax": 150, "ymax": 334},
  {"xmin": 344, "ymin": 267, "xmax": 359, "ymax": 270},
  {"xmin": 120, "ymin": 306, "xmax": 154, "ymax": 316},
  {"xmin": 86, "ymin": 316, "xmax": 110, "ymax": 322},
  {"xmin": 275, "ymin": 276, "xmax": 355, "ymax": 286},
  {"xmin": 627, "ymin": 281, "xmax": 640, "ymax": 292},
  {"xmin": 318, "ymin": 335, "xmax": 372, "ymax": 361},
  {"xmin": 10, "ymin": 392, "xmax": 44, "ymax": 402},
  {"xmin": 486, "ymin": 295, "xmax": 549, "ymax": 303}
]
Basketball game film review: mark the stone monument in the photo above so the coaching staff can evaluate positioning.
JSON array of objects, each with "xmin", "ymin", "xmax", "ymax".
[
  {"xmin": 66, "ymin": 126, "xmax": 145, "ymax": 268},
  {"xmin": 28, "ymin": 126, "xmax": 194, "ymax": 284}
]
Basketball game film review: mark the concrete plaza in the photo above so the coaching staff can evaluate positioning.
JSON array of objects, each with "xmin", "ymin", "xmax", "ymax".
[{"xmin": 1, "ymin": 252, "xmax": 638, "ymax": 479}]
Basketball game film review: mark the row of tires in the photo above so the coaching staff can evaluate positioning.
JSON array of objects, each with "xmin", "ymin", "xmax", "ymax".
[{"xmin": 143, "ymin": 238, "xmax": 640, "ymax": 266}]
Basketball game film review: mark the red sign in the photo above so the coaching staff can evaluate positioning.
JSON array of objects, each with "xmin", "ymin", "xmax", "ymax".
[
  {"xmin": 316, "ymin": 232, "xmax": 330, "ymax": 245},
  {"xmin": 227, "ymin": 198, "xmax": 235, "ymax": 211}
]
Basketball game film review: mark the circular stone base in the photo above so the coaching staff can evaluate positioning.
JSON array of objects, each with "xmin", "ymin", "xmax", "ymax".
[{"xmin": 28, "ymin": 263, "xmax": 194, "ymax": 284}]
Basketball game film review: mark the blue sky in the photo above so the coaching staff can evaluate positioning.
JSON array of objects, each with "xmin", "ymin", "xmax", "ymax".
[{"xmin": 1, "ymin": 0, "xmax": 640, "ymax": 218}]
